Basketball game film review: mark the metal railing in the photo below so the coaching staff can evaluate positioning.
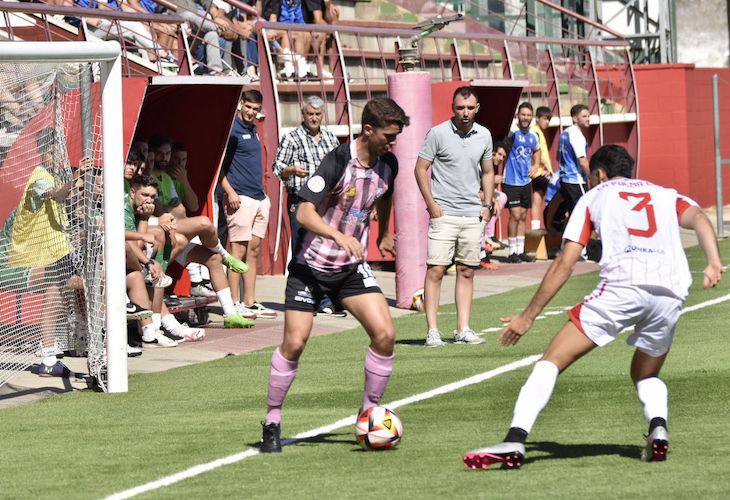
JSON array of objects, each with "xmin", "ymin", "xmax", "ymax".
[{"xmin": 713, "ymin": 73, "xmax": 730, "ymax": 239}]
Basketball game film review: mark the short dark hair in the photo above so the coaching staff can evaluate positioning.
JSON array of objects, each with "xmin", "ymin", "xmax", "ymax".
[
  {"xmin": 172, "ymin": 142, "xmax": 187, "ymax": 152},
  {"xmin": 494, "ymin": 140, "xmax": 510, "ymax": 154},
  {"xmin": 36, "ymin": 127, "xmax": 58, "ymax": 156},
  {"xmin": 570, "ymin": 104, "xmax": 589, "ymax": 117},
  {"xmin": 535, "ymin": 106, "xmax": 552, "ymax": 119},
  {"xmin": 130, "ymin": 174, "xmax": 158, "ymax": 190},
  {"xmin": 242, "ymin": 89, "xmax": 263, "ymax": 104},
  {"xmin": 452, "ymin": 86, "xmax": 478, "ymax": 104},
  {"xmin": 361, "ymin": 97, "xmax": 410, "ymax": 130},
  {"xmin": 148, "ymin": 133, "xmax": 172, "ymax": 152},
  {"xmin": 126, "ymin": 147, "xmax": 145, "ymax": 164},
  {"xmin": 517, "ymin": 102, "xmax": 533, "ymax": 113},
  {"xmin": 589, "ymin": 145, "xmax": 634, "ymax": 179}
]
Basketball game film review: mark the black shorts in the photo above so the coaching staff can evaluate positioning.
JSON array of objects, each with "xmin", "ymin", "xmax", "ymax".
[
  {"xmin": 558, "ymin": 182, "xmax": 586, "ymax": 214},
  {"xmin": 503, "ymin": 183, "xmax": 532, "ymax": 209},
  {"xmin": 41, "ymin": 253, "xmax": 74, "ymax": 287},
  {"xmin": 284, "ymin": 261, "xmax": 382, "ymax": 312},
  {"xmin": 531, "ymin": 175, "xmax": 549, "ymax": 193}
]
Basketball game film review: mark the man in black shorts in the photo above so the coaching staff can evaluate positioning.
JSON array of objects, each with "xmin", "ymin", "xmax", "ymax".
[
  {"xmin": 502, "ymin": 103, "xmax": 540, "ymax": 263},
  {"xmin": 259, "ymin": 97, "xmax": 409, "ymax": 453}
]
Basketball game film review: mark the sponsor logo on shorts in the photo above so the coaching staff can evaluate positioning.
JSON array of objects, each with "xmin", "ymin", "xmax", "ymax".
[{"xmin": 295, "ymin": 285, "xmax": 315, "ymax": 304}]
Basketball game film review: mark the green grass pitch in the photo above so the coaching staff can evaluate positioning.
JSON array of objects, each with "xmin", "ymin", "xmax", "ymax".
[{"xmin": 2, "ymin": 240, "xmax": 729, "ymax": 499}]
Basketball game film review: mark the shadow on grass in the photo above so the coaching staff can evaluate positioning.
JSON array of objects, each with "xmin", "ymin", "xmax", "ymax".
[
  {"xmin": 525, "ymin": 441, "xmax": 641, "ymax": 463},
  {"xmin": 247, "ymin": 432, "xmax": 356, "ymax": 450}
]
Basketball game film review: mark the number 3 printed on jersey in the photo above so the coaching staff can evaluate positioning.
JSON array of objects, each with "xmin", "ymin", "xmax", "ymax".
[{"xmin": 619, "ymin": 192, "xmax": 657, "ymax": 237}]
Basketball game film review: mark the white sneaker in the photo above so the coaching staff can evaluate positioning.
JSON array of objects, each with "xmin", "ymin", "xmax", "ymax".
[
  {"xmin": 454, "ymin": 328, "xmax": 485, "ymax": 344},
  {"xmin": 190, "ymin": 281, "xmax": 216, "ymax": 298},
  {"xmin": 170, "ymin": 323, "xmax": 206, "ymax": 342},
  {"xmin": 234, "ymin": 303, "xmax": 257, "ymax": 319},
  {"xmin": 320, "ymin": 68, "xmax": 334, "ymax": 81},
  {"xmin": 240, "ymin": 302, "xmax": 278, "ymax": 319},
  {"xmin": 641, "ymin": 426, "xmax": 669, "ymax": 462},
  {"xmin": 143, "ymin": 269, "xmax": 173, "ymax": 288},
  {"xmin": 141, "ymin": 330, "xmax": 179, "ymax": 347},
  {"xmin": 425, "ymin": 328, "xmax": 446, "ymax": 347},
  {"xmin": 127, "ymin": 344, "xmax": 142, "ymax": 357}
]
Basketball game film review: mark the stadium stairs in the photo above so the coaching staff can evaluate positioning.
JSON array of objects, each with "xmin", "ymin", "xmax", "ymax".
[{"xmin": 0, "ymin": 0, "xmax": 638, "ymax": 280}]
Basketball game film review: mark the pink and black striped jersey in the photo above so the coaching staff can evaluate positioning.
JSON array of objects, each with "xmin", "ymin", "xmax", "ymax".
[
  {"xmin": 294, "ymin": 140, "xmax": 398, "ymax": 272},
  {"xmin": 563, "ymin": 177, "xmax": 698, "ymax": 300}
]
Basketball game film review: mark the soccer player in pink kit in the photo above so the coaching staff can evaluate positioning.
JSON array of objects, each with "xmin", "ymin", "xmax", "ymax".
[
  {"xmin": 260, "ymin": 98, "xmax": 410, "ymax": 453},
  {"xmin": 464, "ymin": 145, "xmax": 724, "ymax": 469}
]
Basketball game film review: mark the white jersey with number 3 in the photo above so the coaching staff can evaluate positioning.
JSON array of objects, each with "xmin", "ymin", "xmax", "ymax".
[{"xmin": 563, "ymin": 178, "xmax": 698, "ymax": 300}]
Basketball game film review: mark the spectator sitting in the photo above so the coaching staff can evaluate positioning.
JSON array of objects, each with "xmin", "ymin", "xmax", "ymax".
[
  {"xmin": 170, "ymin": 0, "xmax": 226, "ymax": 75},
  {"xmin": 122, "ymin": 0, "xmax": 179, "ymax": 63},
  {"xmin": 480, "ymin": 141, "xmax": 509, "ymax": 270}
]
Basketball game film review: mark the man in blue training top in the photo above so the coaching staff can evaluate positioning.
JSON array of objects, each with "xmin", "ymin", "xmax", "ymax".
[
  {"xmin": 502, "ymin": 102, "xmax": 540, "ymax": 263},
  {"xmin": 557, "ymin": 104, "xmax": 590, "ymax": 219}
]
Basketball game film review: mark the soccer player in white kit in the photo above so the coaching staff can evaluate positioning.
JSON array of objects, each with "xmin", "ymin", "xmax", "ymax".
[{"xmin": 463, "ymin": 145, "xmax": 724, "ymax": 469}]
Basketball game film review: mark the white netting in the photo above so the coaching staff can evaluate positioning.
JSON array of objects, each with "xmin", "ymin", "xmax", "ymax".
[{"xmin": 0, "ymin": 61, "xmax": 106, "ymax": 388}]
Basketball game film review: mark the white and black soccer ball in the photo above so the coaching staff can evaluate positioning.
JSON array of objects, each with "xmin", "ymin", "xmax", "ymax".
[{"xmin": 355, "ymin": 406, "xmax": 403, "ymax": 450}]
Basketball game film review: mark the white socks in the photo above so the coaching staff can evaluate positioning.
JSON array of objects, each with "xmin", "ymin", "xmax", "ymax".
[
  {"xmin": 510, "ymin": 360, "xmax": 559, "ymax": 433},
  {"xmin": 531, "ymin": 219, "xmax": 541, "ymax": 230},
  {"xmin": 216, "ymin": 287, "xmax": 236, "ymax": 317},
  {"xmin": 188, "ymin": 262, "xmax": 203, "ymax": 283},
  {"xmin": 509, "ymin": 237, "xmax": 517, "ymax": 254},
  {"xmin": 636, "ymin": 377, "xmax": 668, "ymax": 423},
  {"xmin": 152, "ymin": 313, "xmax": 161, "ymax": 330},
  {"xmin": 141, "ymin": 323, "xmax": 157, "ymax": 339},
  {"xmin": 161, "ymin": 314, "xmax": 181, "ymax": 332},
  {"xmin": 206, "ymin": 240, "xmax": 230, "ymax": 260},
  {"xmin": 516, "ymin": 236, "xmax": 525, "ymax": 254}
]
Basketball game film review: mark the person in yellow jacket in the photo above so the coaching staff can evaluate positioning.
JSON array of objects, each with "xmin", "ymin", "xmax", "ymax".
[
  {"xmin": 529, "ymin": 106, "xmax": 554, "ymax": 232},
  {"xmin": 8, "ymin": 128, "xmax": 86, "ymax": 377}
]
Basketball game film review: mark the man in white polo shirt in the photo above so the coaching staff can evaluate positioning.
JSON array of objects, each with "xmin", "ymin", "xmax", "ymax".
[{"xmin": 415, "ymin": 86, "xmax": 496, "ymax": 347}]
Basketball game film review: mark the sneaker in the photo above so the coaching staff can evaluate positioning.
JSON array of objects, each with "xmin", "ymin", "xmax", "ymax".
[
  {"xmin": 234, "ymin": 303, "xmax": 257, "ymax": 319},
  {"xmin": 223, "ymin": 255, "xmax": 249, "ymax": 274},
  {"xmin": 164, "ymin": 294, "xmax": 181, "ymax": 307},
  {"xmin": 425, "ymin": 328, "xmax": 446, "ymax": 347},
  {"xmin": 37, "ymin": 360, "xmax": 71, "ymax": 378},
  {"xmin": 641, "ymin": 426, "xmax": 669, "ymax": 462},
  {"xmin": 316, "ymin": 306, "xmax": 347, "ymax": 317},
  {"xmin": 463, "ymin": 442, "xmax": 526, "ymax": 470},
  {"xmin": 240, "ymin": 302, "xmax": 278, "ymax": 319},
  {"xmin": 260, "ymin": 421, "xmax": 282, "ymax": 453},
  {"xmin": 126, "ymin": 300, "xmax": 153, "ymax": 321},
  {"xmin": 506, "ymin": 253, "xmax": 522, "ymax": 264},
  {"xmin": 518, "ymin": 253, "xmax": 536, "ymax": 263},
  {"xmin": 127, "ymin": 344, "xmax": 143, "ymax": 357},
  {"xmin": 223, "ymin": 312, "xmax": 255, "ymax": 328},
  {"xmin": 454, "ymin": 328, "xmax": 485, "ymax": 344},
  {"xmin": 142, "ymin": 330, "xmax": 179, "ymax": 347},
  {"xmin": 169, "ymin": 323, "xmax": 206, "ymax": 342},
  {"xmin": 143, "ymin": 270, "xmax": 173, "ymax": 288},
  {"xmin": 190, "ymin": 280, "xmax": 216, "ymax": 298}
]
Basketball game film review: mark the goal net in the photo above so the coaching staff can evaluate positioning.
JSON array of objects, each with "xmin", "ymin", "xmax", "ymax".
[{"xmin": 0, "ymin": 42, "xmax": 126, "ymax": 392}]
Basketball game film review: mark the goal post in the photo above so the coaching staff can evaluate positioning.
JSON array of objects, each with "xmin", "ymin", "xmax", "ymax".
[{"xmin": 0, "ymin": 42, "xmax": 127, "ymax": 393}]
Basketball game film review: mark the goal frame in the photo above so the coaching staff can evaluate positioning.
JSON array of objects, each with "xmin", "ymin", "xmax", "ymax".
[{"xmin": 0, "ymin": 41, "xmax": 127, "ymax": 393}]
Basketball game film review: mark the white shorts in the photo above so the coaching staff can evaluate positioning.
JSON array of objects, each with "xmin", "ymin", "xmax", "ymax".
[{"xmin": 568, "ymin": 282, "xmax": 683, "ymax": 357}]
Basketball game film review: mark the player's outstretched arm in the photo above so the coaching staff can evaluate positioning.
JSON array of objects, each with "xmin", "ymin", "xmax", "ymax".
[
  {"xmin": 680, "ymin": 206, "xmax": 724, "ymax": 288},
  {"xmin": 297, "ymin": 201, "xmax": 362, "ymax": 259},
  {"xmin": 499, "ymin": 241, "xmax": 583, "ymax": 346}
]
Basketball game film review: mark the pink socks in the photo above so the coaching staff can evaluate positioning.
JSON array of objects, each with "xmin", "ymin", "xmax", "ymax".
[
  {"xmin": 265, "ymin": 348, "xmax": 298, "ymax": 424},
  {"xmin": 362, "ymin": 347, "xmax": 394, "ymax": 411}
]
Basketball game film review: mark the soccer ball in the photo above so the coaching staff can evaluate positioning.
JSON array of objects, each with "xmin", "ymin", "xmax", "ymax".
[{"xmin": 355, "ymin": 406, "xmax": 403, "ymax": 450}]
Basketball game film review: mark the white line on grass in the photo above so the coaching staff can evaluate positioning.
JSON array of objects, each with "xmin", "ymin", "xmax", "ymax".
[
  {"xmin": 105, "ymin": 355, "xmax": 541, "ymax": 500},
  {"xmin": 106, "ymin": 293, "xmax": 730, "ymax": 500}
]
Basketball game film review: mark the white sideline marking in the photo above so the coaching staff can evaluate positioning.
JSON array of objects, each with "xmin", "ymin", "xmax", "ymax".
[
  {"xmin": 106, "ymin": 293, "xmax": 730, "ymax": 500},
  {"xmin": 105, "ymin": 355, "xmax": 541, "ymax": 500}
]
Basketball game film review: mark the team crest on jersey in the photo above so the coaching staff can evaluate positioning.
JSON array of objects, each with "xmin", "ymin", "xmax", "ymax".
[
  {"xmin": 346, "ymin": 186, "xmax": 357, "ymax": 198},
  {"xmin": 307, "ymin": 175, "xmax": 325, "ymax": 193}
]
